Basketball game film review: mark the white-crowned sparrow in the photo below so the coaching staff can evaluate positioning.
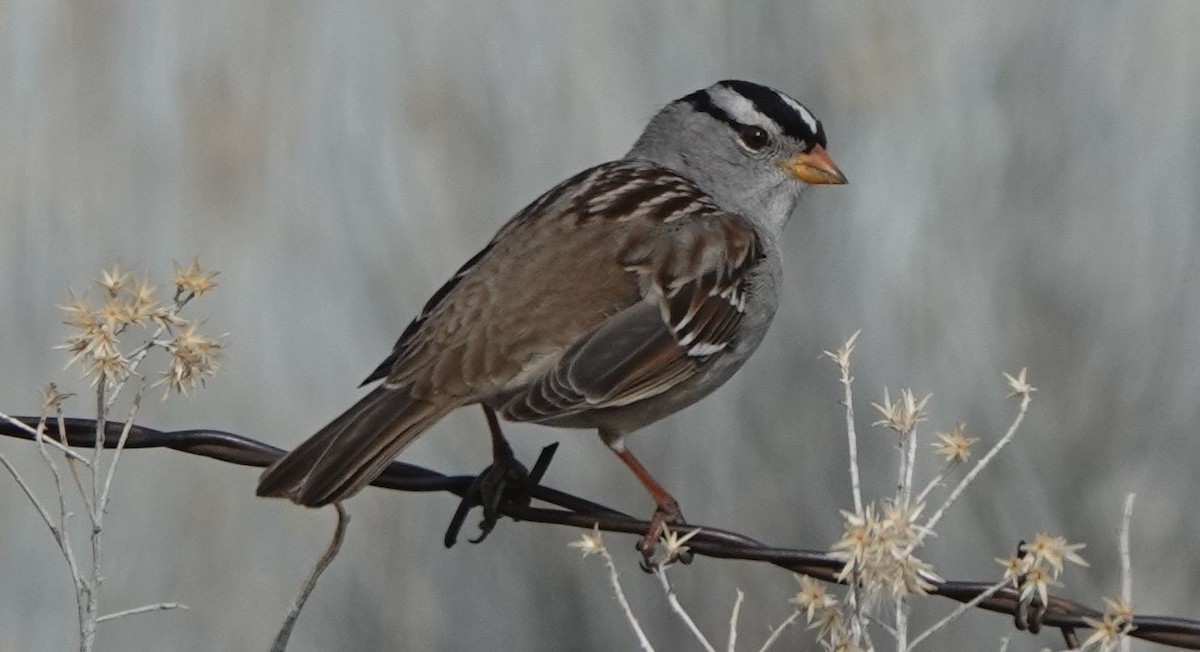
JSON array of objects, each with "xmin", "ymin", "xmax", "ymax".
[{"xmin": 258, "ymin": 80, "xmax": 846, "ymax": 545}]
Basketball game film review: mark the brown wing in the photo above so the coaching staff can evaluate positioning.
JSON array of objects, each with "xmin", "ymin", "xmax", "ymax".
[
  {"xmin": 366, "ymin": 160, "xmax": 762, "ymax": 413},
  {"xmin": 497, "ymin": 192, "xmax": 764, "ymax": 422}
]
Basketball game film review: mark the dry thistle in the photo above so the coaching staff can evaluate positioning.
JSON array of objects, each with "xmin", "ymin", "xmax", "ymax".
[
  {"xmin": 57, "ymin": 291, "xmax": 125, "ymax": 385},
  {"xmin": 1003, "ymin": 367, "xmax": 1036, "ymax": 400},
  {"xmin": 1021, "ymin": 532, "xmax": 1088, "ymax": 576},
  {"xmin": 790, "ymin": 574, "xmax": 838, "ymax": 624},
  {"xmin": 831, "ymin": 505, "xmax": 875, "ymax": 582},
  {"xmin": 1081, "ymin": 597, "xmax": 1135, "ymax": 651},
  {"xmin": 124, "ymin": 274, "xmax": 159, "ymax": 323},
  {"xmin": 89, "ymin": 350, "xmax": 130, "ymax": 386},
  {"xmin": 656, "ymin": 524, "xmax": 700, "ymax": 564},
  {"xmin": 996, "ymin": 533, "xmax": 1086, "ymax": 607},
  {"xmin": 159, "ymin": 320, "xmax": 224, "ymax": 397},
  {"xmin": 96, "ymin": 263, "xmax": 130, "ymax": 296},
  {"xmin": 822, "ymin": 329, "xmax": 860, "ymax": 372},
  {"xmin": 871, "ymin": 387, "xmax": 931, "ymax": 434},
  {"xmin": 932, "ymin": 423, "xmax": 978, "ymax": 465},
  {"xmin": 568, "ymin": 525, "xmax": 606, "ymax": 558},
  {"xmin": 806, "ymin": 601, "xmax": 854, "ymax": 648},
  {"xmin": 40, "ymin": 383, "xmax": 72, "ymax": 413},
  {"xmin": 1017, "ymin": 565, "xmax": 1061, "ymax": 607},
  {"xmin": 57, "ymin": 260, "xmax": 223, "ymax": 393},
  {"xmin": 831, "ymin": 499, "xmax": 939, "ymax": 600},
  {"xmin": 98, "ymin": 297, "xmax": 134, "ymax": 329},
  {"xmin": 172, "ymin": 258, "xmax": 218, "ymax": 298},
  {"xmin": 995, "ymin": 553, "xmax": 1031, "ymax": 589},
  {"xmin": 823, "ymin": 628, "xmax": 866, "ymax": 652}
]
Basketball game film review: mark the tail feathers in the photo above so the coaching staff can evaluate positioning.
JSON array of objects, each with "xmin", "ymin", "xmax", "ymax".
[{"xmin": 257, "ymin": 386, "xmax": 451, "ymax": 506}]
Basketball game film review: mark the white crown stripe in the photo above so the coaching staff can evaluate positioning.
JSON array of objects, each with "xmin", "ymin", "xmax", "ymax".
[
  {"xmin": 780, "ymin": 94, "xmax": 819, "ymax": 134},
  {"xmin": 706, "ymin": 86, "xmax": 780, "ymax": 132}
]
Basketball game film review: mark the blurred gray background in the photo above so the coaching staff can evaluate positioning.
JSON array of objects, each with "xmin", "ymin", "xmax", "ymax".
[{"xmin": 2, "ymin": 2, "xmax": 1199, "ymax": 650}]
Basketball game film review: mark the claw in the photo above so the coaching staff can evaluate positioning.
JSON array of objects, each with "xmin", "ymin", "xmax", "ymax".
[
  {"xmin": 635, "ymin": 502, "xmax": 692, "ymax": 571},
  {"xmin": 443, "ymin": 440, "xmax": 560, "ymax": 548},
  {"xmin": 445, "ymin": 454, "xmax": 531, "ymax": 547},
  {"xmin": 470, "ymin": 457, "xmax": 531, "ymax": 544}
]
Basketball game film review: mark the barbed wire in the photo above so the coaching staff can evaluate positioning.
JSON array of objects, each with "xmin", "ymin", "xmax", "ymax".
[{"xmin": 2, "ymin": 416, "xmax": 1198, "ymax": 650}]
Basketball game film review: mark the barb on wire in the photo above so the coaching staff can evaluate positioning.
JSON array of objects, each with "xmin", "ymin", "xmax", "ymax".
[{"xmin": 2, "ymin": 416, "xmax": 1199, "ymax": 650}]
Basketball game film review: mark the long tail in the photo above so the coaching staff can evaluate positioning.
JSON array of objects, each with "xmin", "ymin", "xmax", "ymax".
[{"xmin": 256, "ymin": 386, "xmax": 452, "ymax": 506}]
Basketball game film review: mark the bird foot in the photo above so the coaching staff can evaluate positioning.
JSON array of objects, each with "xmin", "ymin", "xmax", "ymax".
[
  {"xmin": 443, "ymin": 443, "xmax": 558, "ymax": 547},
  {"xmin": 444, "ymin": 454, "xmax": 530, "ymax": 547},
  {"xmin": 636, "ymin": 501, "xmax": 694, "ymax": 571},
  {"xmin": 471, "ymin": 454, "xmax": 533, "ymax": 543}
]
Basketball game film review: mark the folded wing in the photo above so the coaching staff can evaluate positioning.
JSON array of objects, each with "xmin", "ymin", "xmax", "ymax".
[{"xmin": 498, "ymin": 204, "xmax": 763, "ymax": 422}]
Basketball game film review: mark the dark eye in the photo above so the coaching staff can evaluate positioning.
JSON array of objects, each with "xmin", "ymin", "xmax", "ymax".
[{"xmin": 738, "ymin": 125, "xmax": 770, "ymax": 151}]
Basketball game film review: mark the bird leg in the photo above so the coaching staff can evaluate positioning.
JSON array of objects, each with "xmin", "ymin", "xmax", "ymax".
[
  {"xmin": 611, "ymin": 444, "xmax": 692, "ymax": 568},
  {"xmin": 477, "ymin": 405, "xmax": 533, "ymax": 529},
  {"xmin": 444, "ymin": 406, "xmax": 532, "ymax": 547}
]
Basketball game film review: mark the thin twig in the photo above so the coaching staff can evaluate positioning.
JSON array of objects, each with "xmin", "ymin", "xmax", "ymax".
[
  {"xmin": 755, "ymin": 610, "xmax": 801, "ymax": 652},
  {"xmin": 0, "ymin": 450, "xmax": 60, "ymax": 538},
  {"xmin": 92, "ymin": 381, "xmax": 105, "ymax": 523},
  {"xmin": 913, "ymin": 394, "xmax": 1031, "ymax": 550},
  {"xmin": 78, "ymin": 380, "xmax": 148, "ymax": 652},
  {"xmin": 97, "ymin": 603, "xmax": 188, "ymax": 623},
  {"xmin": 826, "ymin": 333, "xmax": 869, "ymax": 643},
  {"xmin": 81, "ymin": 379, "xmax": 109, "ymax": 652},
  {"xmin": 1120, "ymin": 492, "xmax": 1136, "ymax": 652},
  {"xmin": 597, "ymin": 546, "xmax": 654, "ymax": 652},
  {"xmin": 1120, "ymin": 492, "xmax": 1135, "ymax": 606},
  {"xmin": 654, "ymin": 566, "xmax": 716, "ymax": 652},
  {"xmin": 98, "ymin": 381, "xmax": 144, "ymax": 517},
  {"xmin": 896, "ymin": 598, "xmax": 909, "ymax": 651},
  {"xmin": 271, "ymin": 504, "xmax": 350, "ymax": 652},
  {"xmin": 914, "ymin": 467, "xmax": 946, "ymax": 507},
  {"xmin": 903, "ymin": 427, "xmax": 918, "ymax": 499},
  {"xmin": 55, "ymin": 407, "xmax": 91, "ymax": 508},
  {"xmin": 906, "ymin": 577, "xmax": 1010, "ymax": 650},
  {"xmin": 32, "ymin": 413, "xmax": 85, "ymax": 591},
  {"xmin": 869, "ymin": 612, "xmax": 897, "ymax": 640},
  {"xmin": 727, "ymin": 589, "xmax": 744, "ymax": 652},
  {"xmin": 834, "ymin": 331, "xmax": 864, "ymax": 516},
  {"xmin": 895, "ymin": 425, "xmax": 917, "ymax": 647},
  {"xmin": 0, "ymin": 410, "xmax": 90, "ymax": 463},
  {"xmin": 843, "ymin": 571, "xmax": 866, "ymax": 648}
]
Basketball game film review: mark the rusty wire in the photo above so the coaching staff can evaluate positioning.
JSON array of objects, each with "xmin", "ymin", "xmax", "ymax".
[{"xmin": 2, "ymin": 416, "xmax": 1198, "ymax": 650}]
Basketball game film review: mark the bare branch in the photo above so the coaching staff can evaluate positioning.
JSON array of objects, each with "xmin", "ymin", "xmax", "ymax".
[
  {"xmin": 98, "ymin": 380, "xmax": 145, "ymax": 517},
  {"xmin": 825, "ymin": 331, "xmax": 864, "ymax": 515},
  {"xmin": 0, "ymin": 410, "xmax": 89, "ymax": 463},
  {"xmin": 914, "ymin": 393, "xmax": 1032, "ymax": 549},
  {"xmin": 97, "ymin": 603, "xmax": 188, "ymax": 623},
  {"xmin": 654, "ymin": 566, "xmax": 715, "ymax": 652},
  {"xmin": 726, "ymin": 589, "xmax": 744, "ymax": 652},
  {"xmin": 906, "ymin": 577, "xmax": 1010, "ymax": 650},
  {"xmin": 271, "ymin": 503, "xmax": 350, "ymax": 652},
  {"xmin": 1120, "ymin": 492, "xmax": 1137, "ymax": 652},
  {"xmin": 601, "ymin": 546, "xmax": 655, "ymax": 651},
  {"xmin": 33, "ymin": 413, "xmax": 85, "ymax": 591},
  {"xmin": 0, "ymin": 450, "xmax": 59, "ymax": 540},
  {"xmin": 755, "ymin": 610, "xmax": 801, "ymax": 652}
]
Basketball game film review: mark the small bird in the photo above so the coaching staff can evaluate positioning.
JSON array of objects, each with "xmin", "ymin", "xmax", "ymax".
[{"xmin": 257, "ymin": 80, "xmax": 846, "ymax": 549}]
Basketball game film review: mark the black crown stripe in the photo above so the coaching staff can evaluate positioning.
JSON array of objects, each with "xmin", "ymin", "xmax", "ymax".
[
  {"xmin": 682, "ymin": 88, "xmax": 738, "ymax": 130},
  {"xmin": 716, "ymin": 80, "xmax": 827, "ymax": 150}
]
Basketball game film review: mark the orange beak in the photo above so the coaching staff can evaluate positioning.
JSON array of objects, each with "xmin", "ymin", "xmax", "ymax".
[{"xmin": 782, "ymin": 144, "xmax": 847, "ymax": 185}]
